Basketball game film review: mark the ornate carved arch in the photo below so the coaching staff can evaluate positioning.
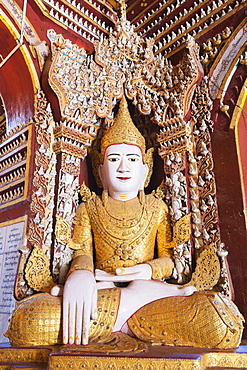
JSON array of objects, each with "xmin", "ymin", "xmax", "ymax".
[{"xmin": 25, "ymin": 17, "xmax": 230, "ymax": 294}]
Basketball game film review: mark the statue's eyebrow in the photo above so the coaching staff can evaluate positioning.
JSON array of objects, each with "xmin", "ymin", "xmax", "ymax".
[
  {"xmin": 107, "ymin": 153, "xmax": 140, "ymax": 157},
  {"xmin": 107, "ymin": 153, "xmax": 121, "ymax": 157}
]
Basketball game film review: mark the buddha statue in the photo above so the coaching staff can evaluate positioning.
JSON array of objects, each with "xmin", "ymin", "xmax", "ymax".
[
  {"xmin": 5, "ymin": 96, "xmax": 244, "ymax": 350},
  {"xmin": 59, "ymin": 96, "xmax": 196, "ymax": 346}
]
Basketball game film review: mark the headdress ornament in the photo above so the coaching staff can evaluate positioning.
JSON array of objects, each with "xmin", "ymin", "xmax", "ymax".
[
  {"xmin": 91, "ymin": 95, "xmax": 153, "ymax": 189},
  {"xmin": 101, "ymin": 95, "xmax": 146, "ymax": 154}
]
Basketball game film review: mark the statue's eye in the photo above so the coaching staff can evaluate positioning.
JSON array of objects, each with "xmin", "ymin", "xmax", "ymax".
[
  {"xmin": 128, "ymin": 156, "xmax": 139, "ymax": 162},
  {"xmin": 108, "ymin": 157, "xmax": 119, "ymax": 162}
]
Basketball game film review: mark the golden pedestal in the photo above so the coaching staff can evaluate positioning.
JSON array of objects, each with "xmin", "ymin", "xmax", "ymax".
[{"xmin": 1, "ymin": 343, "xmax": 247, "ymax": 370}]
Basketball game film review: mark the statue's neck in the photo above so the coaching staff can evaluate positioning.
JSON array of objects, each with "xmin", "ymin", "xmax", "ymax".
[{"xmin": 108, "ymin": 190, "xmax": 138, "ymax": 201}]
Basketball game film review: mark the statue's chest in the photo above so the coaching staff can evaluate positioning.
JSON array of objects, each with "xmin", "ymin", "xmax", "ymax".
[{"xmin": 87, "ymin": 197, "xmax": 160, "ymax": 243}]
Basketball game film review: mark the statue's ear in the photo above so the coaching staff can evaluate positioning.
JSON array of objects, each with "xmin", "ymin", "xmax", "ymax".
[
  {"xmin": 144, "ymin": 148, "xmax": 155, "ymax": 188},
  {"xmin": 98, "ymin": 164, "xmax": 104, "ymax": 187},
  {"xmin": 141, "ymin": 163, "xmax": 149, "ymax": 190},
  {"xmin": 89, "ymin": 150, "xmax": 103, "ymax": 188}
]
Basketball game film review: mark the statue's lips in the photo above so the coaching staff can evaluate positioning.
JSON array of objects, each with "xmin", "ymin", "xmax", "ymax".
[{"xmin": 117, "ymin": 177, "xmax": 131, "ymax": 180}]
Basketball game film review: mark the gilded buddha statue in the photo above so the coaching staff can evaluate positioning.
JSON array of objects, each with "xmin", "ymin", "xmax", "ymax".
[{"xmin": 6, "ymin": 96, "xmax": 244, "ymax": 350}]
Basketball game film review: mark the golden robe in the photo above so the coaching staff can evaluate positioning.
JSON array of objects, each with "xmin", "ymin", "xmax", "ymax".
[
  {"xmin": 69, "ymin": 194, "xmax": 175, "ymax": 280},
  {"xmin": 5, "ymin": 194, "xmax": 244, "ymax": 349}
]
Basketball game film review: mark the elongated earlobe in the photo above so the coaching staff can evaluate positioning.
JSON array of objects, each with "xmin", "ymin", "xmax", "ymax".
[
  {"xmin": 99, "ymin": 164, "xmax": 107, "ymax": 191},
  {"xmin": 98, "ymin": 164, "xmax": 104, "ymax": 187},
  {"xmin": 144, "ymin": 163, "xmax": 148, "ymax": 183},
  {"xmin": 139, "ymin": 163, "xmax": 149, "ymax": 191},
  {"xmin": 144, "ymin": 148, "xmax": 154, "ymax": 188}
]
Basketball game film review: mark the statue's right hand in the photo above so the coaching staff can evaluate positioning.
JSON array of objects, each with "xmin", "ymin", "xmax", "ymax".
[{"xmin": 63, "ymin": 270, "xmax": 97, "ymax": 345}]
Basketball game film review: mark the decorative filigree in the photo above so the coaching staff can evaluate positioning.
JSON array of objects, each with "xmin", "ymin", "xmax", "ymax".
[
  {"xmin": 0, "ymin": 185, "xmax": 24, "ymax": 205},
  {"xmin": 55, "ymin": 215, "xmax": 71, "ymax": 245},
  {"xmin": 157, "ymin": 116, "xmax": 187, "ymax": 174},
  {"xmin": 53, "ymin": 141, "xmax": 87, "ymax": 158},
  {"xmin": 0, "ymin": 121, "xmax": 28, "ymax": 144},
  {"xmin": 164, "ymin": 171, "xmax": 191, "ymax": 284},
  {"xmin": 185, "ymin": 244, "xmax": 220, "ymax": 291},
  {"xmin": 189, "ymin": 78, "xmax": 230, "ymax": 295},
  {"xmin": 240, "ymin": 50, "xmax": 247, "ymax": 65},
  {"xmin": 61, "ymin": 153, "xmax": 81, "ymax": 176},
  {"xmin": 47, "ymin": 24, "xmax": 201, "ymax": 163},
  {"xmin": 72, "ymin": 194, "xmax": 173, "ymax": 276},
  {"xmin": 49, "ymin": 356, "xmax": 202, "ymax": 370},
  {"xmin": 173, "ymin": 213, "xmax": 191, "ymax": 246},
  {"xmin": 3, "ymin": 345, "xmax": 247, "ymax": 370},
  {"xmin": 28, "ymin": 90, "xmax": 56, "ymax": 253},
  {"xmin": 52, "ymin": 158, "xmax": 80, "ymax": 283},
  {"xmin": 24, "ymin": 245, "xmax": 55, "ymax": 292},
  {"xmin": 0, "ymin": 347, "xmax": 51, "ymax": 364}
]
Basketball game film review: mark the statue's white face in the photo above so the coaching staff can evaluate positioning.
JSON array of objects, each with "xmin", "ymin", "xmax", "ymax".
[{"xmin": 99, "ymin": 143, "xmax": 148, "ymax": 201}]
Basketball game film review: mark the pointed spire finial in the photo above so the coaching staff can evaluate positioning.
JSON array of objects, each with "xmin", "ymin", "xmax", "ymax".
[{"xmin": 101, "ymin": 95, "xmax": 146, "ymax": 154}]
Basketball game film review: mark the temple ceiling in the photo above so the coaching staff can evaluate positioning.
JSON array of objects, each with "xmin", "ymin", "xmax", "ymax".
[
  {"xmin": 0, "ymin": 0, "xmax": 246, "ymax": 80},
  {"xmin": 6, "ymin": 0, "xmax": 243, "ymax": 59}
]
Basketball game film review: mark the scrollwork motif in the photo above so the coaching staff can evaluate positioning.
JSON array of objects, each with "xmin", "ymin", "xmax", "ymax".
[
  {"xmin": 28, "ymin": 90, "xmax": 57, "ymax": 255},
  {"xmin": 24, "ymin": 245, "xmax": 55, "ymax": 292},
  {"xmin": 189, "ymin": 78, "xmax": 230, "ymax": 295}
]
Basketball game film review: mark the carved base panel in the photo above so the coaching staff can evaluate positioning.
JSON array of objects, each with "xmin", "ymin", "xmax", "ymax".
[
  {"xmin": 1, "ymin": 344, "xmax": 247, "ymax": 370},
  {"xmin": 0, "ymin": 344, "xmax": 54, "ymax": 370},
  {"xmin": 49, "ymin": 355, "xmax": 201, "ymax": 370}
]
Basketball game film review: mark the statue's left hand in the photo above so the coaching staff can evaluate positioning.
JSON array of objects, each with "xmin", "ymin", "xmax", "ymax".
[{"xmin": 95, "ymin": 264, "xmax": 152, "ymax": 282}]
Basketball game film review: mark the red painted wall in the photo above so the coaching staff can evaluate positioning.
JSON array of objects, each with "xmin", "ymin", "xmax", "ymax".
[
  {"xmin": 238, "ymin": 97, "xmax": 247, "ymax": 211},
  {"xmin": 0, "ymin": 21, "xmax": 34, "ymax": 129},
  {"xmin": 212, "ymin": 120, "xmax": 247, "ymax": 338}
]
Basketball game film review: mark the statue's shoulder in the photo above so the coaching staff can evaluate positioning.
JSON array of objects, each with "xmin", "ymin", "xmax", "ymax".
[
  {"xmin": 79, "ymin": 182, "xmax": 96, "ymax": 203},
  {"xmin": 145, "ymin": 192, "xmax": 168, "ymax": 213},
  {"xmin": 151, "ymin": 180, "xmax": 166, "ymax": 200},
  {"xmin": 75, "ymin": 183, "xmax": 98, "ymax": 217},
  {"xmin": 146, "ymin": 180, "xmax": 168, "ymax": 213}
]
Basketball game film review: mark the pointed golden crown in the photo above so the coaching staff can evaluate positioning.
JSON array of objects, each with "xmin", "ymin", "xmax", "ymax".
[{"xmin": 101, "ymin": 96, "xmax": 146, "ymax": 154}]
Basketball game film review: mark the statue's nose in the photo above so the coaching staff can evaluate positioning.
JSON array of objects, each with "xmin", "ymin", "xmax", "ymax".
[{"xmin": 117, "ymin": 156, "xmax": 130, "ymax": 172}]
